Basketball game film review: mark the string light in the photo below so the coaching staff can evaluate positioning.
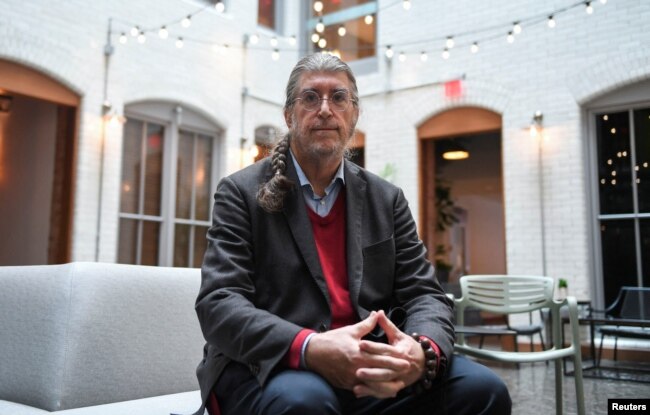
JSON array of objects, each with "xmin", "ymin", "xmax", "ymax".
[
  {"xmin": 603, "ymin": 114, "xmax": 609, "ymax": 120},
  {"xmin": 270, "ymin": 36, "xmax": 278, "ymax": 47},
  {"xmin": 318, "ymin": 38, "xmax": 327, "ymax": 48},
  {"xmin": 289, "ymin": 35, "xmax": 297, "ymax": 45},
  {"xmin": 600, "ymin": 0, "xmax": 607, "ymax": 4},
  {"xmin": 364, "ymin": 14, "xmax": 374, "ymax": 25},
  {"xmin": 338, "ymin": 26, "xmax": 346, "ymax": 37},
  {"xmin": 313, "ymin": 1, "xmax": 323, "ymax": 13},
  {"xmin": 159, "ymin": 26, "xmax": 168, "ymax": 39},
  {"xmin": 175, "ymin": 37, "xmax": 183, "ymax": 48},
  {"xmin": 548, "ymin": 15, "xmax": 556, "ymax": 28},
  {"xmin": 137, "ymin": 31, "xmax": 146, "ymax": 44},
  {"xmin": 507, "ymin": 31, "xmax": 515, "ymax": 43},
  {"xmin": 385, "ymin": 45, "xmax": 394, "ymax": 59},
  {"xmin": 271, "ymin": 49, "xmax": 280, "ymax": 61},
  {"xmin": 130, "ymin": 26, "xmax": 139, "ymax": 37},
  {"xmin": 119, "ymin": 32, "xmax": 127, "ymax": 44},
  {"xmin": 248, "ymin": 34, "xmax": 259, "ymax": 45},
  {"xmin": 420, "ymin": 51, "xmax": 428, "ymax": 61},
  {"xmin": 513, "ymin": 22, "xmax": 522, "ymax": 34},
  {"xmin": 471, "ymin": 42, "xmax": 479, "ymax": 53},
  {"xmin": 398, "ymin": 51, "xmax": 406, "ymax": 62},
  {"xmin": 585, "ymin": 2, "xmax": 594, "ymax": 14},
  {"xmin": 311, "ymin": 33, "xmax": 320, "ymax": 43},
  {"xmin": 403, "ymin": 0, "xmax": 412, "ymax": 11},
  {"xmin": 442, "ymin": 48, "xmax": 450, "ymax": 59},
  {"xmin": 215, "ymin": 1, "xmax": 225, "ymax": 13},
  {"xmin": 445, "ymin": 36, "xmax": 454, "ymax": 49},
  {"xmin": 316, "ymin": 19, "xmax": 325, "ymax": 33},
  {"xmin": 181, "ymin": 15, "xmax": 191, "ymax": 28}
]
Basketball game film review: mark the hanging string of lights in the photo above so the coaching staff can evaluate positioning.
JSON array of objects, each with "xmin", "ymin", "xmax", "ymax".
[{"xmin": 107, "ymin": 0, "xmax": 610, "ymax": 62}]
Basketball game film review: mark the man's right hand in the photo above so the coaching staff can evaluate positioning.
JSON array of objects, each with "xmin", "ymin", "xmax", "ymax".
[{"xmin": 304, "ymin": 311, "xmax": 410, "ymax": 391}]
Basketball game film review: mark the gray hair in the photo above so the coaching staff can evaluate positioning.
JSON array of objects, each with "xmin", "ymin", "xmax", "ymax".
[{"xmin": 257, "ymin": 53, "xmax": 359, "ymax": 213}]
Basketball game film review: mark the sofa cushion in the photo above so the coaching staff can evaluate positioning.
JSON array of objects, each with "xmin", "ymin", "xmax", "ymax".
[{"xmin": 0, "ymin": 262, "xmax": 204, "ymax": 411}]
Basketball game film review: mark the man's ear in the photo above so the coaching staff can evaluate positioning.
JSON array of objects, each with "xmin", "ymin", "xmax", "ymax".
[{"xmin": 284, "ymin": 109, "xmax": 292, "ymax": 128}]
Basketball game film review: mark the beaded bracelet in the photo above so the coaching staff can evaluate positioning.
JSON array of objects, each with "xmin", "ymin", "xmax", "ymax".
[{"xmin": 410, "ymin": 333, "xmax": 438, "ymax": 394}]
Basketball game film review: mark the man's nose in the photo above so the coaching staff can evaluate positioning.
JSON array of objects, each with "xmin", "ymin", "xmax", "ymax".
[{"xmin": 317, "ymin": 98, "xmax": 332, "ymax": 117}]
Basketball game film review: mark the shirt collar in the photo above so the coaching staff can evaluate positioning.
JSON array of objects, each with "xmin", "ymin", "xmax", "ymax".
[{"xmin": 290, "ymin": 149, "xmax": 346, "ymax": 194}]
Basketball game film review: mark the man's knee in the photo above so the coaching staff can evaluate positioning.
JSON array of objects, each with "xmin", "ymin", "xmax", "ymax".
[
  {"xmin": 261, "ymin": 371, "xmax": 341, "ymax": 415},
  {"xmin": 446, "ymin": 356, "xmax": 512, "ymax": 414}
]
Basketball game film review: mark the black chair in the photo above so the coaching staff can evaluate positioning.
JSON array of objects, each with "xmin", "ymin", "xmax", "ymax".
[{"xmin": 594, "ymin": 287, "xmax": 650, "ymax": 365}]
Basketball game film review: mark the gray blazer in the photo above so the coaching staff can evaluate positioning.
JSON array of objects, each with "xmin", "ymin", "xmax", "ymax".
[{"xmin": 194, "ymin": 153, "xmax": 454, "ymax": 411}]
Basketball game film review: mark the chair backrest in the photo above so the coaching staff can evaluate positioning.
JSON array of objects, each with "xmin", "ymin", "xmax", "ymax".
[
  {"xmin": 458, "ymin": 275, "xmax": 555, "ymax": 315},
  {"xmin": 613, "ymin": 287, "xmax": 650, "ymax": 320}
]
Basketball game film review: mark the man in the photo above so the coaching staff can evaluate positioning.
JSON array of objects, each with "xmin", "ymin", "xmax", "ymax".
[{"xmin": 195, "ymin": 53, "xmax": 511, "ymax": 415}]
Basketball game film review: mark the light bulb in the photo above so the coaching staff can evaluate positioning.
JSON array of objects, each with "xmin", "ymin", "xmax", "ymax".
[
  {"xmin": 513, "ymin": 22, "xmax": 522, "ymax": 34},
  {"xmin": 311, "ymin": 33, "xmax": 320, "ymax": 43},
  {"xmin": 159, "ymin": 26, "xmax": 168, "ymax": 39},
  {"xmin": 442, "ymin": 48, "xmax": 450, "ymax": 60},
  {"xmin": 318, "ymin": 38, "xmax": 327, "ymax": 48},
  {"xmin": 507, "ymin": 32, "xmax": 515, "ymax": 43},
  {"xmin": 586, "ymin": 2, "xmax": 594, "ymax": 14},
  {"xmin": 420, "ymin": 51, "xmax": 428, "ymax": 62},
  {"xmin": 270, "ymin": 37, "xmax": 278, "ymax": 47},
  {"xmin": 119, "ymin": 32, "xmax": 127, "ymax": 44},
  {"xmin": 130, "ymin": 26, "xmax": 139, "ymax": 37},
  {"xmin": 249, "ymin": 34, "xmax": 259, "ymax": 44},
  {"xmin": 600, "ymin": 0, "xmax": 607, "ymax": 4},
  {"xmin": 313, "ymin": 1, "xmax": 323, "ymax": 13},
  {"xmin": 364, "ymin": 15, "xmax": 374, "ymax": 25},
  {"xmin": 547, "ymin": 16, "xmax": 556, "ymax": 28},
  {"xmin": 289, "ymin": 35, "xmax": 297, "ymax": 45},
  {"xmin": 175, "ymin": 37, "xmax": 184, "ymax": 48},
  {"xmin": 338, "ymin": 26, "xmax": 346, "ymax": 37},
  {"xmin": 398, "ymin": 52, "xmax": 406, "ymax": 62},
  {"xmin": 215, "ymin": 1, "xmax": 225, "ymax": 13},
  {"xmin": 316, "ymin": 20, "xmax": 325, "ymax": 33},
  {"xmin": 403, "ymin": 0, "xmax": 411, "ymax": 10},
  {"xmin": 385, "ymin": 46, "xmax": 394, "ymax": 59},
  {"xmin": 272, "ymin": 49, "xmax": 280, "ymax": 61},
  {"xmin": 446, "ymin": 36, "xmax": 454, "ymax": 49},
  {"xmin": 181, "ymin": 16, "xmax": 191, "ymax": 28},
  {"xmin": 137, "ymin": 32, "xmax": 146, "ymax": 44},
  {"xmin": 470, "ymin": 42, "xmax": 479, "ymax": 53}
]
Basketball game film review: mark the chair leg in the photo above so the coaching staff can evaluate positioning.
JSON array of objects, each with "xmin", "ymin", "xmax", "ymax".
[
  {"xmin": 597, "ymin": 333, "xmax": 605, "ymax": 367},
  {"xmin": 479, "ymin": 335, "xmax": 485, "ymax": 349},
  {"xmin": 554, "ymin": 358, "xmax": 563, "ymax": 415},
  {"xmin": 613, "ymin": 336, "xmax": 618, "ymax": 362},
  {"xmin": 514, "ymin": 335, "xmax": 520, "ymax": 369},
  {"xmin": 573, "ymin": 348, "xmax": 586, "ymax": 415},
  {"xmin": 539, "ymin": 332, "xmax": 549, "ymax": 366}
]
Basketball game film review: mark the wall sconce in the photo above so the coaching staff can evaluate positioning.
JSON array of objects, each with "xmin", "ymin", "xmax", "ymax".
[
  {"xmin": 0, "ymin": 95, "xmax": 13, "ymax": 113},
  {"xmin": 530, "ymin": 110, "xmax": 543, "ymax": 137}
]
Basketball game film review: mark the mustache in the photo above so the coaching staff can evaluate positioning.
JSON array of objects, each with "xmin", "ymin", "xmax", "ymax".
[{"xmin": 310, "ymin": 123, "xmax": 339, "ymax": 129}]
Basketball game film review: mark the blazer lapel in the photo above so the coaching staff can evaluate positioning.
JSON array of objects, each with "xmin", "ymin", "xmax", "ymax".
[
  {"xmin": 282, "ymin": 154, "xmax": 331, "ymax": 305},
  {"xmin": 344, "ymin": 161, "xmax": 369, "ymax": 319}
]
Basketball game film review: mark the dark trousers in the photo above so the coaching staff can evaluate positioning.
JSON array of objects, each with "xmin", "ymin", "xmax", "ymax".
[{"xmin": 213, "ymin": 355, "xmax": 511, "ymax": 415}]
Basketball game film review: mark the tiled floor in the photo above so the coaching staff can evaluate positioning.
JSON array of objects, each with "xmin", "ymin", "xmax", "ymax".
[{"xmin": 484, "ymin": 359, "xmax": 650, "ymax": 415}]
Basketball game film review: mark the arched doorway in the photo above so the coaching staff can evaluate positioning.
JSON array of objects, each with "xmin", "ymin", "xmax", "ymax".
[
  {"xmin": 0, "ymin": 59, "xmax": 79, "ymax": 265},
  {"xmin": 418, "ymin": 107, "xmax": 505, "ymax": 286}
]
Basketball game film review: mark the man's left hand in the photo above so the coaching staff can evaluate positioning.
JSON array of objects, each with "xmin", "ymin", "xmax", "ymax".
[{"xmin": 353, "ymin": 310, "xmax": 425, "ymax": 399}]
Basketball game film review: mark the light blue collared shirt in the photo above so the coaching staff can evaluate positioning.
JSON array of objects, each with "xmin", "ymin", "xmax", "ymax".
[{"xmin": 290, "ymin": 149, "xmax": 345, "ymax": 217}]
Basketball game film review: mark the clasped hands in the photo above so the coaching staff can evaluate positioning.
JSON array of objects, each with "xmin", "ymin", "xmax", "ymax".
[{"xmin": 304, "ymin": 310, "xmax": 425, "ymax": 399}]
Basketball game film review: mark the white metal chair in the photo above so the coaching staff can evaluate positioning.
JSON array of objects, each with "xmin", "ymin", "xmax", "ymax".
[{"xmin": 453, "ymin": 275, "xmax": 585, "ymax": 415}]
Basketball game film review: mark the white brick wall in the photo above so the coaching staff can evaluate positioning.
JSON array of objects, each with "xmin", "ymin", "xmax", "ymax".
[{"xmin": 1, "ymin": 0, "xmax": 648, "ymax": 304}]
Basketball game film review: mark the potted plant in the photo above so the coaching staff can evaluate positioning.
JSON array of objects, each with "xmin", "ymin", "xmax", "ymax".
[{"xmin": 434, "ymin": 178, "xmax": 458, "ymax": 283}]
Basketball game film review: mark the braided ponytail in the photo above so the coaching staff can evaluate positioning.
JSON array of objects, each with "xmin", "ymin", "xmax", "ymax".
[{"xmin": 256, "ymin": 135, "xmax": 294, "ymax": 212}]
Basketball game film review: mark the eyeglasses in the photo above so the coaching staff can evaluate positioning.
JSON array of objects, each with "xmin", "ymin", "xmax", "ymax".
[{"xmin": 294, "ymin": 90, "xmax": 355, "ymax": 112}]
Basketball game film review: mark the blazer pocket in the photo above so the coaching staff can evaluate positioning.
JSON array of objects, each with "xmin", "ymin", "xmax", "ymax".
[{"xmin": 363, "ymin": 236, "xmax": 395, "ymax": 258}]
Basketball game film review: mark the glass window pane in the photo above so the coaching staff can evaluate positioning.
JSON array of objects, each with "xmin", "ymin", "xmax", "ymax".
[
  {"xmin": 174, "ymin": 223, "xmax": 190, "ymax": 267},
  {"xmin": 633, "ymin": 107, "xmax": 650, "ymax": 213},
  {"xmin": 258, "ymin": 0, "xmax": 275, "ymax": 29},
  {"xmin": 141, "ymin": 220, "xmax": 160, "ymax": 265},
  {"xmin": 600, "ymin": 219, "xmax": 638, "ymax": 305},
  {"xmin": 117, "ymin": 218, "xmax": 138, "ymax": 264},
  {"xmin": 176, "ymin": 131, "xmax": 194, "ymax": 220},
  {"xmin": 312, "ymin": 0, "xmax": 373, "ymax": 16},
  {"xmin": 316, "ymin": 15, "xmax": 376, "ymax": 61},
  {"xmin": 120, "ymin": 119, "xmax": 143, "ymax": 214},
  {"xmin": 642, "ymin": 219, "xmax": 650, "ymax": 288},
  {"xmin": 143, "ymin": 123, "xmax": 164, "ymax": 216},
  {"xmin": 193, "ymin": 226, "xmax": 209, "ymax": 268},
  {"xmin": 596, "ymin": 111, "xmax": 634, "ymax": 214},
  {"xmin": 195, "ymin": 134, "xmax": 213, "ymax": 221}
]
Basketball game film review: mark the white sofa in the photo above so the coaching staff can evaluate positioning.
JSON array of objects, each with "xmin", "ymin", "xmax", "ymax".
[{"xmin": 0, "ymin": 262, "xmax": 204, "ymax": 415}]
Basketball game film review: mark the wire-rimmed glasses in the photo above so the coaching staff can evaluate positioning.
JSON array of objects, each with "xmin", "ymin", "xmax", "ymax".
[{"xmin": 294, "ymin": 90, "xmax": 355, "ymax": 112}]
